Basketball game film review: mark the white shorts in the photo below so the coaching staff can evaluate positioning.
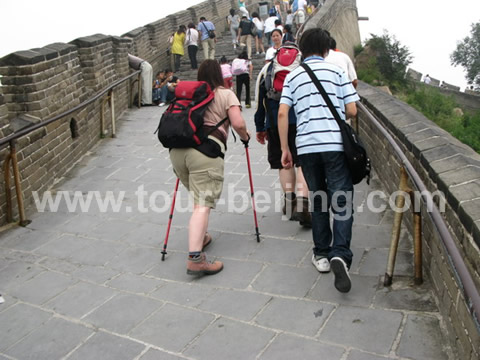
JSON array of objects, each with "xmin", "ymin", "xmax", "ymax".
[{"xmin": 296, "ymin": 10, "xmax": 306, "ymax": 25}]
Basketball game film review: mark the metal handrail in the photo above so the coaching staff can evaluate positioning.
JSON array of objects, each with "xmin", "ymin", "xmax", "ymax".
[
  {"xmin": 358, "ymin": 101, "xmax": 480, "ymax": 325},
  {"xmin": 0, "ymin": 70, "xmax": 141, "ymax": 150},
  {"xmin": 1, "ymin": 69, "xmax": 141, "ymax": 225}
]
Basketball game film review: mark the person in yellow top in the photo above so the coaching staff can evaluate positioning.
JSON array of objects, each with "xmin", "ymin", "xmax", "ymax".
[{"xmin": 171, "ymin": 25, "xmax": 186, "ymax": 72}]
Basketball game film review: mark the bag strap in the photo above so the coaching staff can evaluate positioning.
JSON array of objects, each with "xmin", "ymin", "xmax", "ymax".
[
  {"xmin": 201, "ymin": 21, "xmax": 210, "ymax": 34},
  {"xmin": 300, "ymin": 63, "xmax": 344, "ymax": 130},
  {"xmin": 206, "ymin": 117, "xmax": 229, "ymax": 136}
]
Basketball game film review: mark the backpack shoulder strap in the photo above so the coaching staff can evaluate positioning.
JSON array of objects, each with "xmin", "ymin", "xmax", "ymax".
[{"xmin": 300, "ymin": 63, "xmax": 344, "ymax": 129}]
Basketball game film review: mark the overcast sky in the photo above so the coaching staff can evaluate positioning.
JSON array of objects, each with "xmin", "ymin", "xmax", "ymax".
[
  {"xmin": 1, "ymin": 0, "xmax": 478, "ymax": 90},
  {"xmin": 356, "ymin": 0, "xmax": 480, "ymax": 90}
]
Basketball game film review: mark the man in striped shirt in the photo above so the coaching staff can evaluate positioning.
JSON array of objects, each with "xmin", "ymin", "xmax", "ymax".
[{"xmin": 278, "ymin": 28, "xmax": 359, "ymax": 293}]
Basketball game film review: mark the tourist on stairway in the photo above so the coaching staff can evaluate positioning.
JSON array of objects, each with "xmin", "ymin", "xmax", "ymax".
[
  {"xmin": 237, "ymin": 15, "xmax": 254, "ymax": 60},
  {"xmin": 251, "ymin": 12, "xmax": 265, "ymax": 55},
  {"xmin": 197, "ymin": 17, "xmax": 216, "ymax": 60},
  {"xmin": 227, "ymin": 9, "xmax": 240, "ymax": 49},
  {"xmin": 170, "ymin": 25, "xmax": 186, "ymax": 73},
  {"xmin": 233, "ymin": 51, "xmax": 253, "ymax": 108},
  {"xmin": 186, "ymin": 23, "xmax": 199, "ymax": 70}
]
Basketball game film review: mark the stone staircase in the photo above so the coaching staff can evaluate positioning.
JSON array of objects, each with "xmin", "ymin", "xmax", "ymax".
[{"xmin": 175, "ymin": 30, "xmax": 270, "ymax": 103}]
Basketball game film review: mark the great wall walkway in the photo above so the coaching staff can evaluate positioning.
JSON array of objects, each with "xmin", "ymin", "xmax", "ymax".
[{"xmin": 0, "ymin": 30, "xmax": 454, "ymax": 360}]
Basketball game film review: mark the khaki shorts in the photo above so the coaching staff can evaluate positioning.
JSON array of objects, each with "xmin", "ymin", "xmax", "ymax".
[
  {"xmin": 169, "ymin": 137, "xmax": 225, "ymax": 208},
  {"xmin": 296, "ymin": 10, "xmax": 305, "ymax": 25}
]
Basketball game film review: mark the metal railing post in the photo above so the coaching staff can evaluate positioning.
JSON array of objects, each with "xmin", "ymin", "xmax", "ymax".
[
  {"xmin": 411, "ymin": 192, "xmax": 423, "ymax": 285},
  {"xmin": 110, "ymin": 89, "xmax": 116, "ymax": 138},
  {"xmin": 384, "ymin": 166, "xmax": 409, "ymax": 286},
  {"xmin": 3, "ymin": 152, "xmax": 13, "ymax": 222},
  {"xmin": 9, "ymin": 140, "xmax": 30, "ymax": 226}
]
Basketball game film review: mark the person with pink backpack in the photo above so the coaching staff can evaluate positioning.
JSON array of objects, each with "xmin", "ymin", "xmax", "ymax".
[
  {"xmin": 220, "ymin": 56, "xmax": 233, "ymax": 89},
  {"xmin": 232, "ymin": 51, "xmax": 253, "ymax": 108}
]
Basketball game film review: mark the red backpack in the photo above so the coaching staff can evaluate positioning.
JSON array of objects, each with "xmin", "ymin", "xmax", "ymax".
[
  {"xmin": 266, "ymin": 42, "xmax": 302, "ymax": 100},
  {"xmin": 155, "ymin": 81, "xmax": 227, "ymax": 158}
]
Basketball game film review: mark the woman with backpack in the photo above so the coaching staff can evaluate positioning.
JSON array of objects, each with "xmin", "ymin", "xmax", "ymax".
[
  {"xmin": 265, "ymin": 28, "xmax": 283, "ymax": 62},
  {"xmin": 168, "ymin": 59, "xmax": 250, "ymax": 276},
  {"xmin": 170, "ymin": 25, "xmax": 186, "ymax": 72},
  {"xmin": 232, "ymin": 51, "xmax": 253, "ymax": 108},
  {"xmin": 220, "ymin": 56, "xmax": 233, "ymax": 89},
  {"xmin": 254, "ymin": 49, "xmax": 311, "ymax": 227}
]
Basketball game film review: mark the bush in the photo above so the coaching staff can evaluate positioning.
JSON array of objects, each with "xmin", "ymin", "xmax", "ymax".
[
  {"xmin": 405, "ymin": 84, "xmax": 480, "ymax": 152},
  {"xmin": 357, "ymin": 31, "xmax": 412, "ymax": 91}
]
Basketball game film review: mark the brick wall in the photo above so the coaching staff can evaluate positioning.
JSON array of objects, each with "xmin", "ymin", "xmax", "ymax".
[
  {"xmin": 305, "ymin": 0, "xmax": 361, "ymax": 59},
  {"xmin": 0, "ymin": 0, "xmax": 268, "ymax": 226},
  {"xmin": 357, "ymin": 81, "xmax": 480, "ymax": 360}
]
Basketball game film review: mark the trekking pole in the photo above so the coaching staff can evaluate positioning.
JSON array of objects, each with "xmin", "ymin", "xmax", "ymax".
[
  {"xmin": 161, "ymin": 178, "xmax": 180, "ymax": 261},
  {"xmin": 241, "ymin": 136, "xmax": 261, "ymax": 242}
]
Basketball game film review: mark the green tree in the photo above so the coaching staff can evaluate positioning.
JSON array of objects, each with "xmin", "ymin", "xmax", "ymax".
[
  {"xmin": 357, "ymin": 31, "xmax": 412, "ymax": 91},
  {"xmin": 451, "ymin": 22, "xmax": 480, "ymax": 88},
  {"xmin": 368, "ymin": 32, "xmax": 412, "ymax": 87}
]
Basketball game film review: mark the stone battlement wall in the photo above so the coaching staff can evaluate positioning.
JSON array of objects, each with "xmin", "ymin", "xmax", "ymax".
[
  {"xmin": 358, "ymin": 81, "xmax": 480, "ymax": 360},
  {"xmin": 0, "ymin": 0, "xmax": 267, "ymax": 226}
]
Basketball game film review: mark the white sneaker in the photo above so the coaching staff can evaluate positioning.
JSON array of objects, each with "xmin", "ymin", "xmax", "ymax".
[
  {"xmin": 330, "ymin": 257, "xmax": 351, "ymax": 293},
  {"xmin": 312, "ymin": 254, "xmax": 330, "ymax": 273},
  {"xmin": 158, "ymin": 102, "xmax": 165, "ymax": 107},
  {"xmin": 256, "ymin": 52, "xmax": 260, "ymax": 55}
]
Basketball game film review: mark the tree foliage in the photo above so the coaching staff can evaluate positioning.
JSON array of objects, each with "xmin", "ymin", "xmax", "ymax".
[
  {"xmin": 359, "ymin": 31, "xmax": 413, "ymax": 91},
  {"xmin": 451, "ymin": 22, "xmax": 480, "ymax": 88}
]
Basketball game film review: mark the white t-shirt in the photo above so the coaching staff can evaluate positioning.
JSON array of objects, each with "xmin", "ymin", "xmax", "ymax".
[
  {"xmin": 252, "ymin": 18, "xmax": 264, "ymax": 31},
  {"xmin": 264, "ymin": 16, "xmax": 277, "ymax": 33},
  {"xmin": 297, "ymin": 0, "xmax": 307, "ymax": 11},
  {"xmin": 265, "ymin": 47, "xmax": 277, "ymax": 61},
  {"xmin": 185, "ymin": 28, "xmax": 199, "ymax": 46},
  {"xmin": 325, "ymin": 50, "xmax": 357, "ymax": 82}
]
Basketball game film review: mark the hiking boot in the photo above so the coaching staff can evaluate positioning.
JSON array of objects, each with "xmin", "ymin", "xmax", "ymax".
[
  {"xmin": 282, "ymin": 192, "xmax": 296, "ymax": 220},
  {"xmin": 330, "ymin": 257, "xmax": 351, "ymax": 293},
  {"xmin": 294, "ymin": 196, "xmax": 312, "ymax": 227},
  {"xmin": 187, "ymin": 253, "xmax": 223, "ymax": 276},
  {"xmin": 202, "ymin": 232, "xmax": 212, "ymax": 250},
  {"xmin": 312, "ymin": 254, "xmax": 330, "ymax": 272}
]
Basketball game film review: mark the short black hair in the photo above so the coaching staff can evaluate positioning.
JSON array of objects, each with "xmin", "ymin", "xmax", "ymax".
[
  {"xmin": 274, "ymin": 19, "xmax": 282, "ymax": 25},
  {"xmin": 299, "ymin": 28, "xmax": 331, "ymax": 58},
  {"xmin": 238, "ymin": 50, "xmax": 249, "ymax": 60},
  {"xmin": 329, "ymin": 37, "xmax": 337, "ymax": 50},
  {"xmin": 199, "ymin": 17, "xmax": 206, "ymax": 21}
]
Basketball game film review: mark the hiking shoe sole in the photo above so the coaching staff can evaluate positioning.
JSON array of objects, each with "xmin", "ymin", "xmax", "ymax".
[
  {"xmin": 330, "ymin": 257, "xmax": 351, "ymax": 293},
  {"xmin": 186, "ymin": 265, "xmax": 223, "ymax": 276}
]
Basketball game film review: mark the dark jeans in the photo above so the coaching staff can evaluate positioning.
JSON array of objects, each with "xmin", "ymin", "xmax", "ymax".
[
  {"xmin": 236, "ymin": 73, "xmax": 250, "ymax": 106},
  {"xmin": 188, "ymin": 45, "xmax": 198, "ymax": 69},
  {"xmin": 298, "ymin": 151, "xmax": 354, "ymax": 267}
]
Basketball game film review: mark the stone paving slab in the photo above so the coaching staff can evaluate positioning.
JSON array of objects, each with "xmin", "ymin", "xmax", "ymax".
[{"xmin": 0, "ymin": 105, "xmax": 454, "ymax": 359}]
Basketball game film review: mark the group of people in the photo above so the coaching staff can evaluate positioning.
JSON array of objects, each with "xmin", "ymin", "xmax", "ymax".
[
  {"xmin": 167, "ymin": 17, "xmax": 217, "ymax": 74},
  {"xmin": 152, "ymin": 69, "xmax": 180, "ymax": 107},
  {"xmin": 164, "ymin": 20, "xmax": 360, "ymax": 295},
  {"xmin": 227, "ymin": 7, "xmax": 296, "ymax": 60}
]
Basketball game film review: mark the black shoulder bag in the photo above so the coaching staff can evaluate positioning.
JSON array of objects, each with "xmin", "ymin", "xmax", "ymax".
[{"xmin": 301, "ymin": 63, "xmax": 371, "ymax": 185}]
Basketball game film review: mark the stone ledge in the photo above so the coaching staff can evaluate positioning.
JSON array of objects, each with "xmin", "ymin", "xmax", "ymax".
[
  {"xmin": 358, "ymin": 80, "xmax": 480, "ymax": 248},
  {"xmin": 70, "ymin": 34, "xmax": 112, "ymax": 48}
]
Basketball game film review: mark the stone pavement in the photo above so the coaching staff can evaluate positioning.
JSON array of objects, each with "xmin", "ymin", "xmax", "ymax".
[{"xmin": 0, "ymin": 105, "xmax": 453, "ymax": 359}]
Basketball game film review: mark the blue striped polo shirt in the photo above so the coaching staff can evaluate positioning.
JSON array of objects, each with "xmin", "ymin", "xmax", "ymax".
[{"xmin": 280, "ymin": 56, "xmax": 360, "ymax": 155}]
